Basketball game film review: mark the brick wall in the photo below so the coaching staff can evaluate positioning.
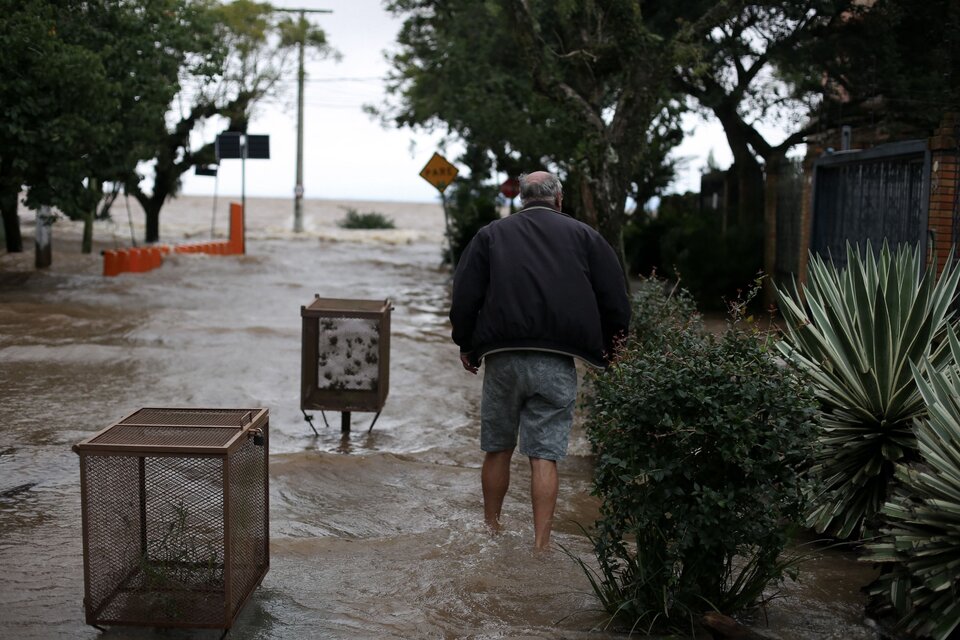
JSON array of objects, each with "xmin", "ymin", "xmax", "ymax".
[{"xmin": 928, "ymin": 113, "xmax": 959, "ymax": 275}]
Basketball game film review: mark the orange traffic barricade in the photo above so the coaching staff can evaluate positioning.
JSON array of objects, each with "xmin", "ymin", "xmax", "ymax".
[
  {"xmin": 102, "ymin": 251, "xmax": 120, "ymax": 277},
  {"xmin": 117, "ymin": 249, "xmax": 131, "ymax": 274}
]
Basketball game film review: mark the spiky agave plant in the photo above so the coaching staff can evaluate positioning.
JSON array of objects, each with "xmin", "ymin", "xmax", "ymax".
[
  {"xmin": 863, "ymin": 329, "xmax": 960, "ymax": 640},
  {"xmin": 774, "ymin": 242, "xmax": 960, "ymax": 539}
]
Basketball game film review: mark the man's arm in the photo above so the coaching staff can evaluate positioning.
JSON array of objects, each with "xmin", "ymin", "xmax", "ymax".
[
  {"xmin": 449, "ymin": 230, "xmax": 490, "ymax": 369},
  {"xmin": 588, "ymin": 234, "xmax": 632, "ymax": 361}
]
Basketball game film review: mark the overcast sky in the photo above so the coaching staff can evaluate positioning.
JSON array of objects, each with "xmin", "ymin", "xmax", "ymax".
[{"xmin": 179, "ymin": 0, "xmax": 735, "ymax": 204}]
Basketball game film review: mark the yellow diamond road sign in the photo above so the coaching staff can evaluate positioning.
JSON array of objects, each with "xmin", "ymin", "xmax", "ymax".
[{"xmin": 419, "ymin": 152, "xmax": 458, "ymax": 193}]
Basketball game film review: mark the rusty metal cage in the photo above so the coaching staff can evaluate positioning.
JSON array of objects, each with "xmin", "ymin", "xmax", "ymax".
[
  {"xmin": 301, "ymin": 296, "xmax": 392, "ymax": 413},
  {"xmin": 73, "ymin": 408, "xmax": 269, "ymax": 631}
]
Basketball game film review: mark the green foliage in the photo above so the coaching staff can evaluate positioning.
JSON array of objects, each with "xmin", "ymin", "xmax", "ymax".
[
  {"xmin": 862, "ymin": 329, "xmax": 960, "ymax": 640},
  {"xmin": 0, "ymin": 1, "xmax": 223, "ymax": 252},
  {"xmin": 443, "ymin": 178, "xmax": 501, "ymax": 267},
  {"xmin": 625, "ymin": 275, "xmax": 702, "ymax": 346},
  {"xmin": 128, "ymin": 0, "xmax": 337, "ymax": 243},
  {"xmin": 580, "ymin": 277, "xmax": 818, "ymax": 632},
  {"xmin": 774, "ymin": 242, "xmax": 960, "ymax": 540},
  {"xmin": 380, "ymin": 0, "xmax": 684, "ymax": 265},
  {"xmin": 782, "ymin": 0, "xmax": 959, "ymax": 134},
  {"xmin": 624, "ymin": 192, "xmax": 763, "ymax": 309},
  {"xmin": 336, "ymin": 208, "xmax": 395, "ymax": 230},
  {"xmin": 0, "ymin": 1, "xmax": 117, "ymax": 206}
]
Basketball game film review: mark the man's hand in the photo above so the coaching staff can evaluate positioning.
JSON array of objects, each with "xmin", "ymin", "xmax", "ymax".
[{"xmin": 460, "ymin": 353, "xmax": 479, "ymax": 374}]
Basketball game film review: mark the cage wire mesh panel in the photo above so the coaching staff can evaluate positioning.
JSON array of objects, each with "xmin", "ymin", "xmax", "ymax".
[{"xmin": 75, "ymin": 408, "xmax": 269, "ymax": 631}]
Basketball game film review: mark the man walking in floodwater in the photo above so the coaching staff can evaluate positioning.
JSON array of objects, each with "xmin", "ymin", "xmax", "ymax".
[{"xmin": 449, "ymin": 171, "xmax": 631, "ymax": 551}]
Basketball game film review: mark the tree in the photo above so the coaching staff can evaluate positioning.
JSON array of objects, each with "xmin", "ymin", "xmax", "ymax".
[
  {"xmin": 783, "ymin": 0, "xmax": 960, "ymax": 136},
  {"xmin": 0, "ymin": 1, "xmax": 222, "ymax": 255},
  {"xmin": 381, "ymin": 0, "xmax": 687, "ymax": 272},
  {"xmin": 668, "ymin": 0, "xmax": 959, "ymax": 298},
  {"xmin": 0, "ymin": 0, "xmax": 115, "ymax": 253},
  {"xmin": 60, "ymin": 1, "xmax": 221, "ymax": 254},
  {"xmin": 128, "ymin": 0, "xmax": 336, "ymax": 244}
]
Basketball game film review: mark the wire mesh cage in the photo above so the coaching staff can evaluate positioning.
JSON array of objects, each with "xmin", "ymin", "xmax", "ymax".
[
  {"xmin": 300, "ymin": 296, "xmax": 392, "ymax": 413},
  {"xmin": 74, "ymin": 408, "xmax": 269, "ymax": 631}
]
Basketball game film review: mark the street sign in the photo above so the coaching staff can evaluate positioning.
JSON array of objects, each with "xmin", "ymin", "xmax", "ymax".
[
  {"xmin": 419, "ymin": 152, "xmax": 458, "ymax": 193},
  {"xmin": 215, "ymin": 133, "xmax": 270, "ymax": 160},
  {"xmin": 499, "ymin": 177, "xmax": 520, "ymax": 199},
  {"xmin": 246, "ymin": 135, "xmax": 270, "ymax": 159},
  {"xmin": 216, "ymin": 133, "xmax": 242, "ymax": 160}
]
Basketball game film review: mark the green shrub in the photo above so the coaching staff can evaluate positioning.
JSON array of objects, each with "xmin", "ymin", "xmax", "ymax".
[
  {"xmin": 773, "ymin": 242, "xmax": 960, "ymax": 539},
  {"xmin": 627, "ymin": 274, "xmax": 702, "ymax": 346},
  {"xmin": 622, "ymin": 192, "xmax": 763, "ymax": 309},
  {"xmin": 337, "ymin": 208, "xmax": 395, "ymax": 229},
  {"xmin": 443, "ymin": 178, "xmax": 501, "ymax": 266},
  {"xmin": 579, "ymin": 277, "xmax": 819, "ymax": 633},
  {"xmin": 862, "ymin": 329, "xmax": 960, "ymax": 640}
]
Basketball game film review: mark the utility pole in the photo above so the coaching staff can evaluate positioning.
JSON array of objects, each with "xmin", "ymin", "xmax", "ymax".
[{"xmin": 276, "ymin": 7, "xmax": 332, "ymax": 233}]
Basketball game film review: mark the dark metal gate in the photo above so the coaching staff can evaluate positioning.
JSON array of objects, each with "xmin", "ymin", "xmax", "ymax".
[{"xmin": 810, "ymin": 140, "xmax": 930, "ymax": 267}]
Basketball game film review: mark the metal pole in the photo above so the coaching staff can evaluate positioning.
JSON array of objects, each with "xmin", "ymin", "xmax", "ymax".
[
  {"xmin": 35, "ymin": 205, "xmax": 52, "ymax": 269},
  {"xmin": 273, "ymin": 7, "xmax": 332, "ymax": 231},
  {"xmin": 241, "ymin": 134, "xmax": 247, "ymax": 253},
  {"xmin": 440, "ymin": 189, "xmax": 453, "ymax": 267},
  {"xmin": 293, "ymin": 11, "xmax": 306, "ymax": 233}
]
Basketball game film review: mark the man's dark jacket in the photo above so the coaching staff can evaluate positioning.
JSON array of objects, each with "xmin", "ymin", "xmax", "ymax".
[{"xmin": 449, "ymin": 201, "xmax": 631, "ymax": 368}]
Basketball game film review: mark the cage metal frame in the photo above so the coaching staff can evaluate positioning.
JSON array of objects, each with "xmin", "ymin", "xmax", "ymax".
[
  {"xmin": 300, "ymin": 296, "xmax": 392, "ymax": 414},
  {"xmin": 74, "ymin": 407, "xmax": 270, "ymax": 632}
]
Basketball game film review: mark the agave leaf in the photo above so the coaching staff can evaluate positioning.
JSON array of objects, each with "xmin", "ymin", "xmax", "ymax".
[
  {"xmin": 866, "ymin": 343, "xmax": 960, "ymax": 639},
  {"xmin": 929, "ymin": 601, "xmax": 960, "ymax": 640},
  {"xmin": 775, "ymin": 243, "xmax": 960, "ymax": 540}
]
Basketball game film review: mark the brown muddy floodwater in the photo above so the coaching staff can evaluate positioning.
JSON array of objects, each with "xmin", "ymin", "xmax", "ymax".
[{"xmin": 0, "ymin": 196, "xmax": 878, "ymax": 639}]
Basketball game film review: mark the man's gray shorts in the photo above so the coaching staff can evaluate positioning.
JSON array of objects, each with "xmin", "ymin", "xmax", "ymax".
[{"xmin": 480, "ymin": 350, "xmax": 578, "ymax": 461}]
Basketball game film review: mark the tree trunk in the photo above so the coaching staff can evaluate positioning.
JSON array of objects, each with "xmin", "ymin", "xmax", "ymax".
[
  {"xmin": 145, "ymin": 203, "xmax": 161, "ymax": 244},
  {"xmin": 81, "ymin": 206, "xmax": 95, "ymax": 254},
  {"xmin": 714, "ymin": 107, "xmax": 765, "ymax": 226},
  {"xmin": 132, "ymin": 185, "xmax": 165, "ymax": 244},
  {"xmin": 578, "ymin": 163, "xmax": 629, "ymax": 287},
  {"xmin": 0, "ymin": 187, "xmax": 23, "ymax": 253},
  {"xmin": 762, "ymin": 155, "xmax": 783, "ymax": 308}
]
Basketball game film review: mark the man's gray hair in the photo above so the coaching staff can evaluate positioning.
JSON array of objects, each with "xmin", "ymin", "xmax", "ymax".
[{"xmin": 519, "ymin": 172, "xmax": 562, "ymax": 206}]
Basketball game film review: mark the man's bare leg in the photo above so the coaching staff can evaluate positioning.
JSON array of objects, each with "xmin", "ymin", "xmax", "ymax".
[
  {"xmin": 482, "ymin": 449, "xmax": 514, "ymax": 533},
  {"xmin": 529, "ymin": 457, "xmax": 559, "ymax": 551}
]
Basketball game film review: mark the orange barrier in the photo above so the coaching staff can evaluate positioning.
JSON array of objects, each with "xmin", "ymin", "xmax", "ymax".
[
  {"xmin": 229, "ymin": 202, "xmax": 244, "ymax": 255},
  {"xmin": 148, "ymin": 247, "xmax": 163, "ymax": 270},
  {"xmin": 117, "ymin": 249, "xmax": 130, "ymax": 273},
  {"xmin": 102, "ymin": 250, "xmax": 120, "ymax": 277},
  {"xmin": 128, "ymin": 248, "xmax": 144, "ymax": 273},
  {"xmin": 102, "ymin": 201, "xmax": 245, "ymax": 276}
]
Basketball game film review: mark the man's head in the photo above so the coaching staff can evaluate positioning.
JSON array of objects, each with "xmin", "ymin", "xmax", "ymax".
[{"xmin": 519, "ymin": 171, "xmax": 563, "ymax": 210}]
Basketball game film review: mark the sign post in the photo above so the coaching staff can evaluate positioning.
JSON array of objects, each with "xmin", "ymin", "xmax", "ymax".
[
  {"xmin": 419, "ymin": 152, "xmax": 459, "ymax": 266},
  {"xmin": 216, "ymin": 133, "xmax": 270, "ymax": 254}
]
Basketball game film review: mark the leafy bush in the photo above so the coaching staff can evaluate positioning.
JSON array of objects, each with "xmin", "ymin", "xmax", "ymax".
[
  {"xmin": 443, "ymin": 178, "xmax": 501, "ymax": 266},
  {"xmin": 337, "ymin": 208, "xmax": 395, "ymax": 229},
  {"xmin": 773, "ymin": 242, "xmax": 960, "ymax": 539},
  {"xmin": 622, "ymin": 192, "xmax": 763, "ymax": 309},
  {"xmin": 579, "ymin": 277, "xmax": 819, "ymax": 633},
  {"xmin": 862, "ymin": 329, "xmax": 960, "ymax": 640}
]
